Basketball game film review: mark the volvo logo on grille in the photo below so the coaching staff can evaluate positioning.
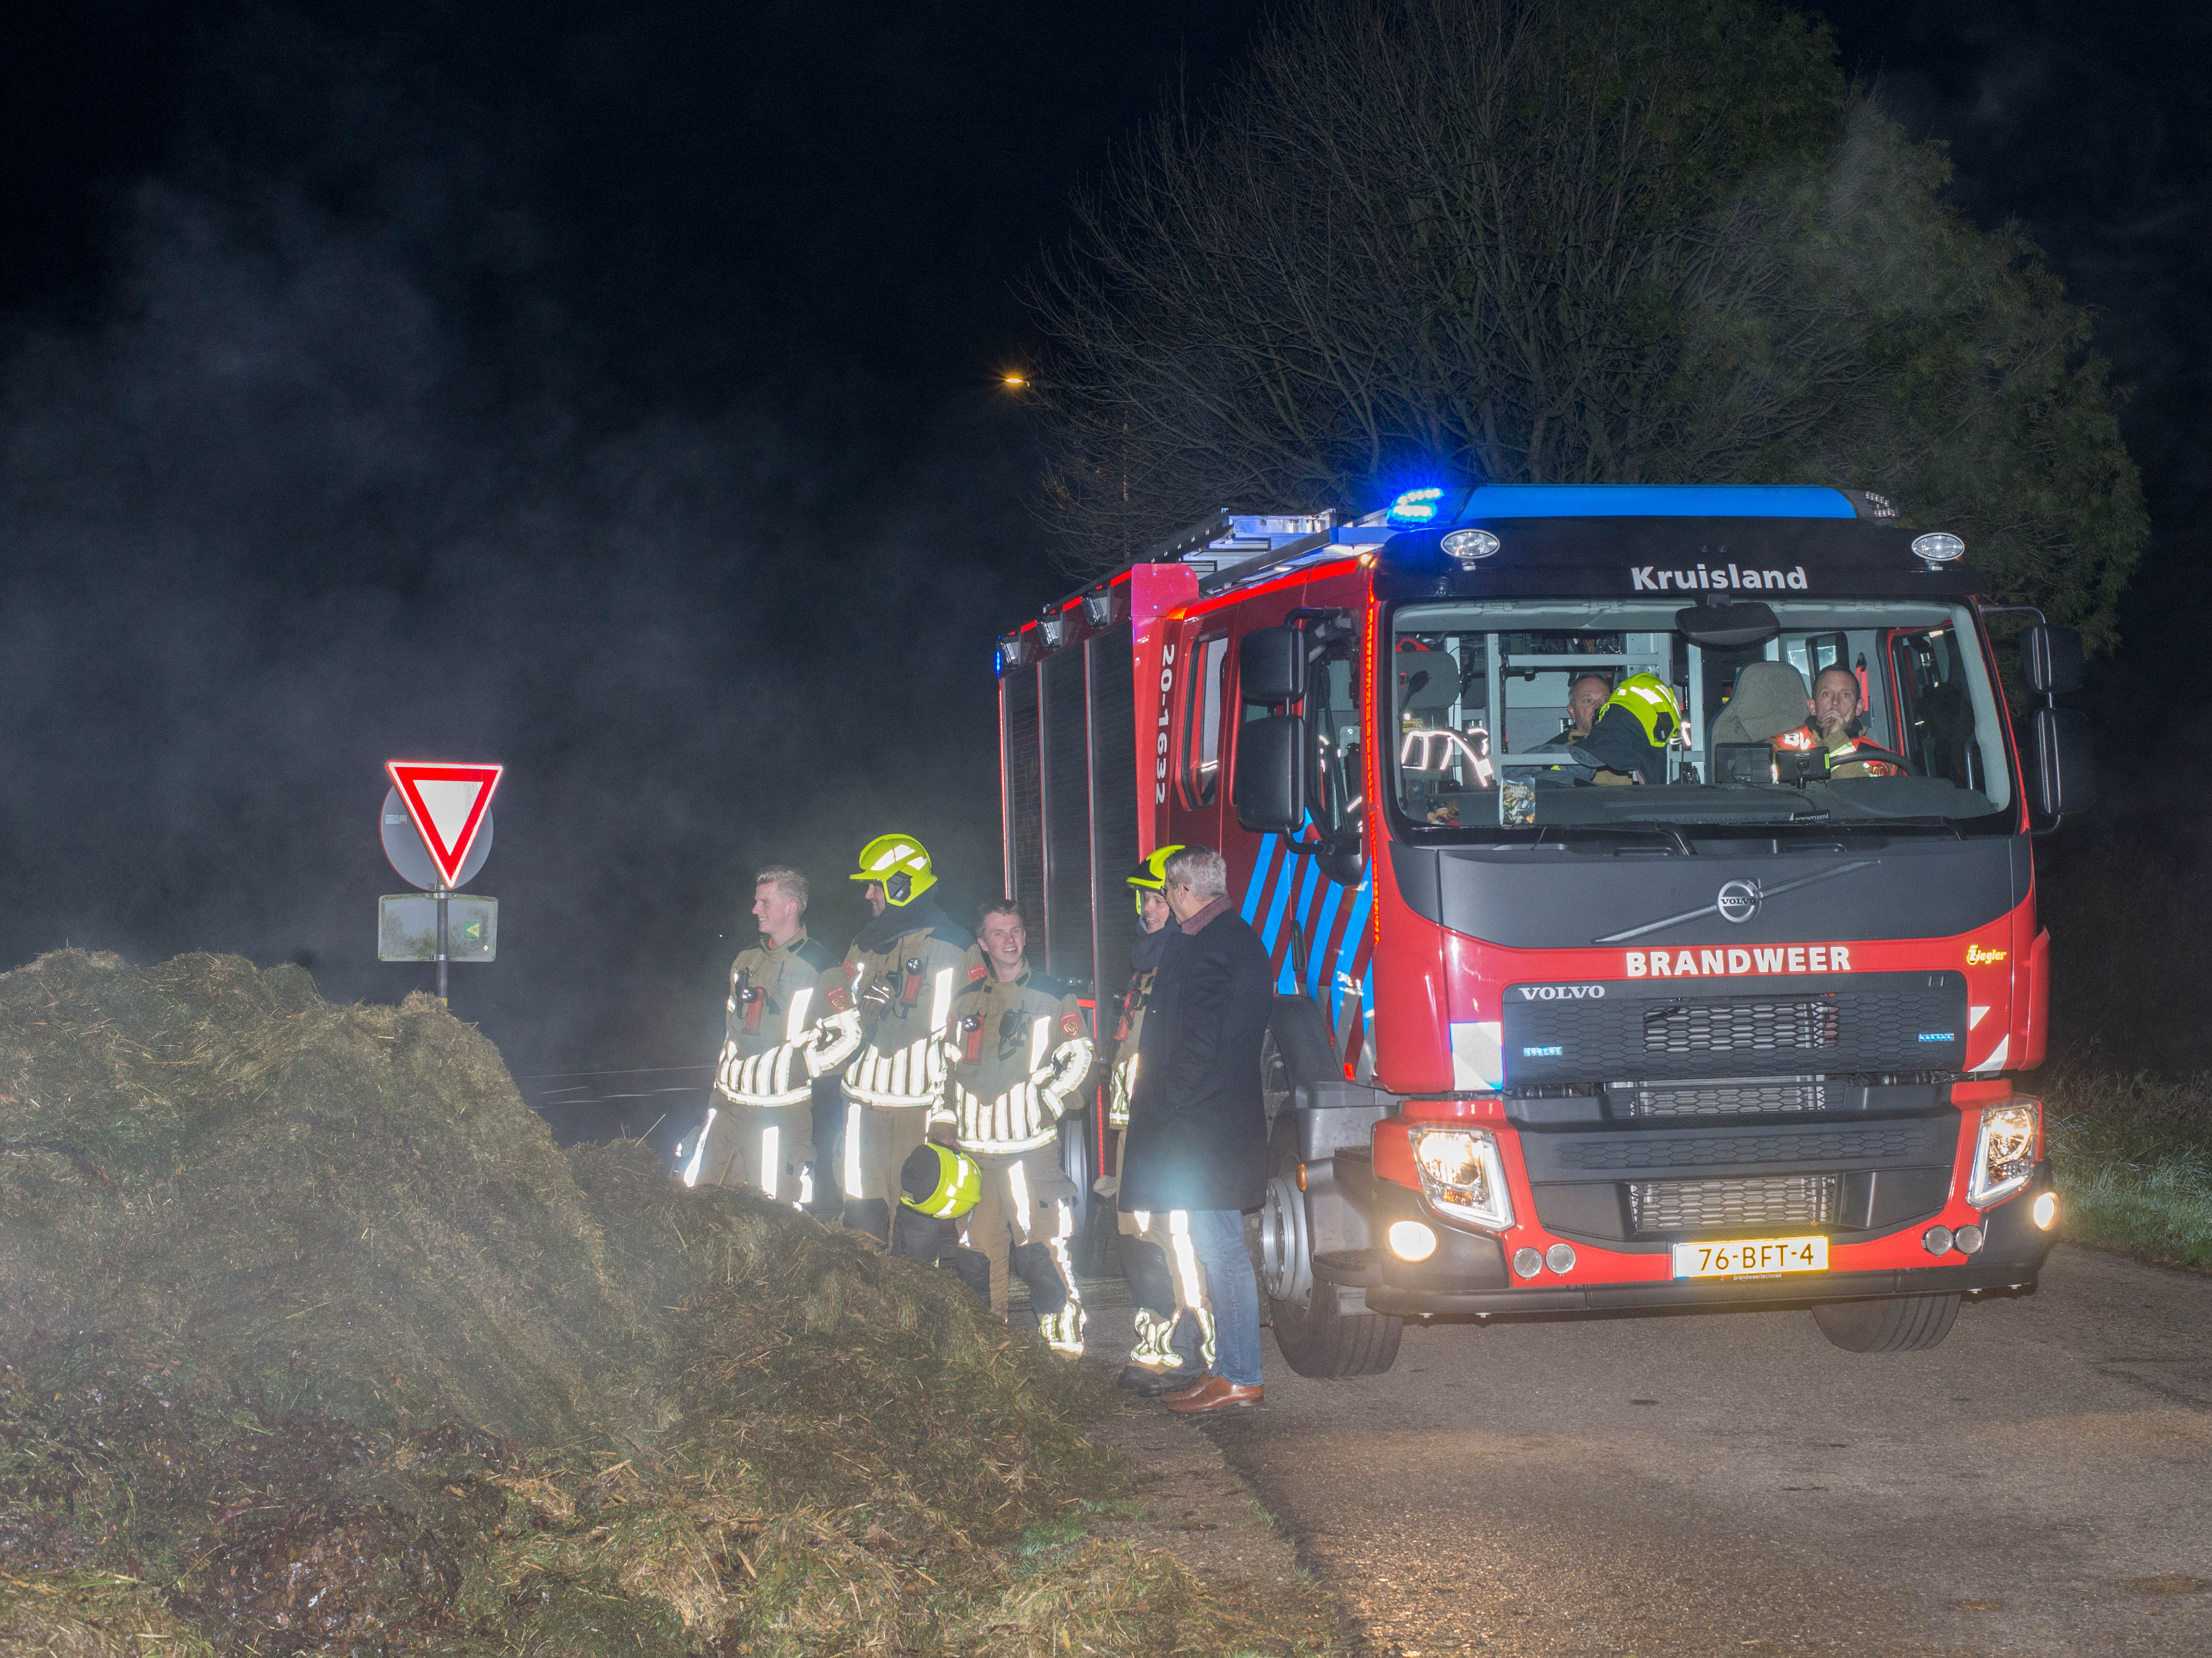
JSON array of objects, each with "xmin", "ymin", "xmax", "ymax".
[
  {"xmin": 1716, "ymin": 880, "xmax": 1761, "ymax": 925},
  {"xmin": 1516, "ymin": 984, "xmax": 1606, "ymax": 1000}
]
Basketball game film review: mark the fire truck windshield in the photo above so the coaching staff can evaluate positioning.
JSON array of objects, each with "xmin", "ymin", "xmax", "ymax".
[{"xmin": 1389, "ymin": 599, "xmax": 2016, "ymax": 837}]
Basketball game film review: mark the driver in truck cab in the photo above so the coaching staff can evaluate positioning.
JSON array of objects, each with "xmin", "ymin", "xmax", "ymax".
[{"xmin": 1774, "ymin": 665, "xmax": 1901, "ymax": 778}]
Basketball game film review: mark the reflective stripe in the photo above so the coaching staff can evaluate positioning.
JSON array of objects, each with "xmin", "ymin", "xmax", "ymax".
[
  {"xmin": 1165, "ymin": 1209, "xmax": 1217, "ymax": 1369},
  {"xmin": 759, "ymin": 1124, "xmax": 780, "ymax": 1198},
  {"xmin": 797, "ymin": 1164, "xmax": 813, "ymax": 1207},
  {"xmin": 1029, "ymin": 1016, "xmax": 1050, "ymax": 1071},
  {"xmin": 784, "ymin": 985, "xmax": 813, "ymax": 1042},
  {"xmin": 931, "ymin": 967, "xmax": 956, "ymax": 1033},
  {"xmin": 844, "ymin": 1102, "xmax": 862, "ymax": 1198},
  {"xmin": 1166, "ymin": 1210, "xmax": 1204, "ymax": 1308},
  {"xmin": 1134, "ymin": 1209, "xmax": 1151, "ymax": 1230},
  {"xmin": 683, "ymin": 1107, "xmax": 715, "ymax": 1188},
  {"xmin": 1009, "ymin": 1158, "xmax": 1033, "ymax": 1243}
]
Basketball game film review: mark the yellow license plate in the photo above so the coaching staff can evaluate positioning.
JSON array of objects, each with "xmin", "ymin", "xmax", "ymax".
[{"xmin": 1670, "ymin": 1235, "xmax": 1829, "ymax": 1278}]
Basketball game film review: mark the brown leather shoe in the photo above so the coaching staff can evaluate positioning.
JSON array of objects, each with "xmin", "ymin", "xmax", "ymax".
[
  {"xmin": 1157, "ymin": 1372, "xmax": 1215, "ymax": 1405},
  {"xmin": 1163, "ymin": 1375, "xmax": 1262, "ymax": 1413}
]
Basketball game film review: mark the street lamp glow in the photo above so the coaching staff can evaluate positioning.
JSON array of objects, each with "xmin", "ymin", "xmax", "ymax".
[{"xmin": 1003, "ymin": 373, "xmax": 1029, "ymax": 389}]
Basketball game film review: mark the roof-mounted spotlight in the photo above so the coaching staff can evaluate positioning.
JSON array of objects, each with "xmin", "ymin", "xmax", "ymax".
[
  {"xmin": 1912, "ymin": 532, "xmax": 1965, "ymax": 567},
  {"xmin": 1039, "ymin": 614, "xmax": 1066, "ymax": 648},
  {"xmin": 1440, "ymin": 528, "xmax": 1500, "ymax": 567},
  {"xmin": 998, "ymin": 632, "xmax": 1028, "ymax": 671},
  {"xmin": 1081, "ymin": 590, "xmax": 1113, "ymax": 626}
]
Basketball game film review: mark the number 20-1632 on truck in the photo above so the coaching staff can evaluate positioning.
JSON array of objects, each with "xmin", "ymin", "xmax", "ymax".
[{"xmin": 994, "ymin": 484, "xmax": 2084, "ymax": 1374}]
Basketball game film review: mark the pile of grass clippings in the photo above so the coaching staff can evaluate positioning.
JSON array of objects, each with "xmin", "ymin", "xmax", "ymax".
[
  {"xmin": 2040, "ymin": 1067, "xmax": 2212, "ymax": 1272},
  {"xmin": 0, "ymin": 950, "xmax": 1339, "ymax": 1656}
]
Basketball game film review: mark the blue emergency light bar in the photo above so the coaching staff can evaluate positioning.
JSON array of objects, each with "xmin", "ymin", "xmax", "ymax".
[{"xmin": 1388, "ymin": 482, "xmax": 1858, "ymax": 526}]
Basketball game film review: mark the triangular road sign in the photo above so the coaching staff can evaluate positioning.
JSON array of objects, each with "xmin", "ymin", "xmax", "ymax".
[{"xmin": 386, "ymin": 761, "xmax": 503, "ymax": 888}]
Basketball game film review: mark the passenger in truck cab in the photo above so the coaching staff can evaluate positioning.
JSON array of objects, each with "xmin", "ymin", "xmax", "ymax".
[
  {"xmin": 1564, "ymin": 672, "xmax": 1612, "ymax": 741},
  {"xmin": 1776, "ymin": 665, "xmax": 1901, "ymax": 779}
]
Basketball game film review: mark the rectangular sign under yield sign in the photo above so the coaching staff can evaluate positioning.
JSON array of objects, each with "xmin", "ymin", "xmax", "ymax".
[{"xmin": 379, "ymin": 895, "xmax": 498, "ymax": 962}]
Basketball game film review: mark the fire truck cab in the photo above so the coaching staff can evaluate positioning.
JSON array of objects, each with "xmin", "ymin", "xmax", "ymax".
[{"xmin": 994, "ymin": 484, "xmax": 2088, "ymax": 1376}]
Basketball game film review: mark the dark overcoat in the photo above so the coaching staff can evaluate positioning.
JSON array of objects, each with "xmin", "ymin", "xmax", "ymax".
[{"xmin": 1118, "ymin": 907, "xmax": 1272, "ymax": 1212}]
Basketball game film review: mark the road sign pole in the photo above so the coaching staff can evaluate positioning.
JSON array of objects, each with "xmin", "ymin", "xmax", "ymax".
[{"xmin": 436, "ymin": 883, "xmax": 449, "ymax": 1006}]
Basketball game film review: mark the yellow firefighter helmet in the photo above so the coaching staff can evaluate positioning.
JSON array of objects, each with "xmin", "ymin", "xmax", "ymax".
[
  {"xmin": 1124, "ymin": 844, "xmax": 1184, "ymax": 915},
  {"xmin": 850, "ymin": 832, "xmax": 936, "ymax": 906},
  {"xmin": 900, "ymin": 1142, "xmax": 982, "ymax": 1218},
  {"xmin": 1599, "ymin": 673, "xmax": 1683, "ymax": 748}
]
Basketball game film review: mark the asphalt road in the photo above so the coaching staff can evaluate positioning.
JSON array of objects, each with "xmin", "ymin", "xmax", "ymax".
[{"xmin": 1165, "ymin": 1246, "xmax": 2212, "ymax": 1657}]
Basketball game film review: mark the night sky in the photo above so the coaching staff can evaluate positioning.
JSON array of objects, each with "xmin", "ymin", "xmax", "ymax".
[{"xmin": 0, "ymin": 2, "xmax": 2204, "ymax": 1124}]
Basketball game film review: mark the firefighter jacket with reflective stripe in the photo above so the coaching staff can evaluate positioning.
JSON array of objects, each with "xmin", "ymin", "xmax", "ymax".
[
  {"xmin": 1773, "ymin": 723, "xmax": 1901, "ymax": 779},
  {"xmin": 1107, "ymin": 964, "xmax": 1158, "ymax": 1130},
  {"xmin": 932, "ymin": 965, "xmax": 1094, "ymax": 1154},
  {"xmin": 714, "ymin": 931, "xmax": 850, "ymax": 1108},
  {"xmin": 841, "ymin": 908, "xmax": 976, "ymax": 1109}
]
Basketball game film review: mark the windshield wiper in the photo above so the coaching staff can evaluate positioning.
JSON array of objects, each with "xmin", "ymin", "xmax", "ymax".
[{"xmin": 1537, "ymin": 823, "xmax": 1694, "ymax": 856}]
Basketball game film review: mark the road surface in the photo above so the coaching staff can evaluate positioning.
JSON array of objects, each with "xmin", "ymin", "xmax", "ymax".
[{"xmin": 1166, "ymin": 1246, "xmax": 2212, "ymax": 1656}]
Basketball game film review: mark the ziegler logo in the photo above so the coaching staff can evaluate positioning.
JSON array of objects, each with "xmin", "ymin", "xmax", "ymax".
[
  {"xmin": 1632, "ymin": 563, "xmax": 1808, "ymax": 593},
  {"xmin": 1515, "ymin": 984, "xmax": 1606, "ymax": 1001},
  {"xmin": 1966, "ymin": 945, "xmax": 2008, "ymax": 966}
]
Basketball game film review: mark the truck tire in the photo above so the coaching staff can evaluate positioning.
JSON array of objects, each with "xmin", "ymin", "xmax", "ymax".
[
  {"xmin": 1262, "ymin": 1116, "xmax": 1401, "ymax": 1376},
  {"xmin": 1810, "ymin": 1292, "xmax": 1960, "ymax": 1353}
]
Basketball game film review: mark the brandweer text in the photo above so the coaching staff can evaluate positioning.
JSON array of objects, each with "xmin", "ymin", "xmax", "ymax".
[{"xmin": 1626, "ymin": 944, "xmax": 1852, "ymax": 977}]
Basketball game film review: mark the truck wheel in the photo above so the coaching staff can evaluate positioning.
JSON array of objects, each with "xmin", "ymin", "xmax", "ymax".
[
  {"xmin": 1810, "ymin": 1293, "xmax": 1960, "ymax": 1353},
  {"xmin": 1260, "ymin": 1113, "xmax": 1402, "ymax": 1378}
]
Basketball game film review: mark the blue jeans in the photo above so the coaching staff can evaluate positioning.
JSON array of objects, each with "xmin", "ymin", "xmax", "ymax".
[{"xmin": 1186, "ymin": 1208, "xmax": 1263, "ymax": 1387}]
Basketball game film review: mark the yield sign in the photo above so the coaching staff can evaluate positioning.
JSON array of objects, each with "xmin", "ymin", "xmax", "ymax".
[{"xmin": 386, "ymin": 761, "xmax": 503, "ymax": 888}]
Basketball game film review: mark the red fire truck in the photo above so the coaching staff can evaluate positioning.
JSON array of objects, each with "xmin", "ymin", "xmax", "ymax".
[{"xmin": 995, "ymin": 485, "xmax": 2086, "ymax": 1375}]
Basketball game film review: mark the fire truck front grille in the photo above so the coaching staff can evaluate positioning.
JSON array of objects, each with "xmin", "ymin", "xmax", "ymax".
[
  {"xmin": 1643, "ymin": 998, "xmax": 1838, "ymax": 1056},
  {"xmin": 1619, "ymin": 1077, "xmax": 1827, "ymax": 1117},
  {"xmin": 1629, "ymin": 1174, "xmax": 1840, "ymax": 1233},
  {"xmin": 1557, "ymin": 1126, "xmax": 1920, "ymax": 1173},
  {"xmin": 1501, "ymin": 971, "xmax": 1967, "ymax": 1085}
]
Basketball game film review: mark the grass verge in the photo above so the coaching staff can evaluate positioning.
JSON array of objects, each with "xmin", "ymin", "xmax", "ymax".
[{"xmin": 2040, "ymin": 1068, "xmax": 2212, "ymax": 1272}]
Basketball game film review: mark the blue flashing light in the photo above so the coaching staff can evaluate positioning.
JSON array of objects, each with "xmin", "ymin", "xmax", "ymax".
[
  {"xmin": 992, "ymin": 646, "xmax": 1006, "ymax": 677},
  {"xmin": 1387, "ymin": 485, "xmax": 1447, "ymax": 524},
  {"xmin": 1458, "ymin": 484, "xmax": 1856, "ymax": 521}
]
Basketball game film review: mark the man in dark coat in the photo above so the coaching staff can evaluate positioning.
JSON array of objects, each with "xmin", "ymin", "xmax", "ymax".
[{"xmin": 1119, "ymin": 844, "xmax": 1273, "ymax": 1412}]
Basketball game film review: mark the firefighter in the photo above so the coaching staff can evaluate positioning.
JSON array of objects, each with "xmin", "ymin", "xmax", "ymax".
[
  {"xmin": 829, "ymin": 833, "xmax": 976, "ymax": 1253},
  {"xmin": 930, "ymin": 898, "xmax": 1094, "ymax": 1357},
  {"xmin": 1775, "ymin": 665, "xmax": 1902, "ymax": 778},
  {"xmin": 1099, "ymin": 847, "xmax": 1213, "ymax": 1394},
  {"xmin": 687, "ymin": 865, "xmax": 853, "ymax": 1206}
]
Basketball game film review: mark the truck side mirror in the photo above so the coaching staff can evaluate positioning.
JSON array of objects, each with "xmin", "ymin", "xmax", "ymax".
[
  {"xmin": 1233, "ymin": 715, "xmax": 1306, "ymax": 832},
  {"xmin": 1239, "ymin": 627, "xmax": 1305, "ymax": 705},
  {"xmin": 2021, "ymin": 624, "xmax": 2083, "ymax": 695},
  {"xmin": 2026, "ymin": 706, "xmax": 2094, "ymax": 820}
]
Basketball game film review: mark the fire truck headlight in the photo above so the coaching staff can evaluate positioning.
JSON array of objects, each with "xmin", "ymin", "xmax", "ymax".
[
  {"xmin": 1967, "ymin": 1101, "xmax": 2039, "ymax": 1208},
  {"xmin": 2033, "ymin": 1191, "xmax": 2059, "ymax": 1230},
  {"xmin": 1409, "ymin": 1127, "xmax": 1514, "ymax": 1231}
]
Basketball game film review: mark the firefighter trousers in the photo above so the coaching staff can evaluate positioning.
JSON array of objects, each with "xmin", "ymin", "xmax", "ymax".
[
  {"xmin": 960, "ymin": 1147, "xmax": 1083, "ymax": 1355},
  {"xmin": 695, "ymin": 1101, "xmax": 815, "ymax": 1203},
  {"xmin": 1112, "ymin": 1129, "xmax": 1213, "ymax": 1372},
  {"xmin": 840, "ymin": 1098, "xmax": 930, "ymax": 1246}
]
